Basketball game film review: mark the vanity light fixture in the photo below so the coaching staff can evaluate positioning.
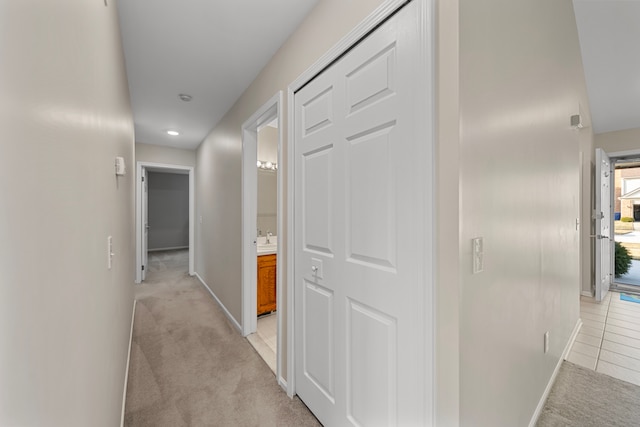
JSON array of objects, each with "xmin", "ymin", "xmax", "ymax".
[
  {"xmin": 257, "ymin": 160, "xmax": 277, "ymax": 171},
  {"xmin": 167, "ymin": 130, "xmax": 180, "ymax": 136}
]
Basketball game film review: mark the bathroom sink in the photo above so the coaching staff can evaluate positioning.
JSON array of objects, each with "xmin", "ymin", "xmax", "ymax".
[{"xmin": 257, "ymin": 236, "xmax": 277, "ymax": 255}]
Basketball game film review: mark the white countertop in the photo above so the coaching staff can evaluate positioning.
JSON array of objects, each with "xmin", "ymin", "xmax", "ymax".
[{"xmin": 257, "ymin": 236, "xmax": 277, "ymax": 256}]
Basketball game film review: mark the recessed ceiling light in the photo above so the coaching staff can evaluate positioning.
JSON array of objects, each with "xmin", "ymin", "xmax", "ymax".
[
  {"xmin": 178, "ymin": 94, "xmax": 192, "ymax": 102},
  {"xmin": 167, "ymin": 130, "xmax": 180, "ymax": 136}
]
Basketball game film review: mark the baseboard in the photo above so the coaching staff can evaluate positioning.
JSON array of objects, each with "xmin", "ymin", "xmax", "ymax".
[
  {"xmin": 563, "ymin": 319, "xmax": 583, "ymax": 361},
  {"xmin": 120, "ymin": 299, "xmax": 137, "ymax": 427},
  {"xmin": 581, "ymin": 290, "xmax": 594, "ymax": 297},
  {"xmin": 528, "ymin": 318, "xmax": 583, "ymax": 427},
  {"xmin": 194, "ymin": 272, "xmax": 243, "ymax": 333},
  {"xmin": 148, "ymin": 246, "xmax": 188, "ymax": 252},
  {"xmin": 278, "ymin": 376, "xmax": 288, "ymax": 393}
]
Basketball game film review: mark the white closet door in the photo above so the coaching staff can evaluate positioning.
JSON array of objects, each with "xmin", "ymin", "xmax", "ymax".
[{"xmin": 294, "ymin": 1, "xmax": 433, "ymax": 425}]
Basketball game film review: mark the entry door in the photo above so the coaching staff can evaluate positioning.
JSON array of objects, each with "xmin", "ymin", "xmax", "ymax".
[
  {"xmin": 142, "ymin": 167, "xmax": 148, "ymax": 281},
  {"xmin": 294, "ymin": 1, "xmax": 431, "ymax": 425},
  {"xmin": 595, "ymin": 148, "xmax": 612, "ymax": 301}
]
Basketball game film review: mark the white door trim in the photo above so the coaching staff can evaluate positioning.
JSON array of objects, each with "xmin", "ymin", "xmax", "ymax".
[
  {"xmin": 241, "ymin": 91, "xmax": 285, "ymax": 387},
  {"xmin": 595, "ymin": 149, "xmax": 613, "ymax": 301},
  {"xmin": 605, "ymin": 149, "xmax": 640, "ymax": 292},
  {"xmin": 135, "ymin": 161, "xmax": 195, "ymax": 283},
  {"xmin": 286, "ymin": 0, "xmax": 435, "ymax": 416}
]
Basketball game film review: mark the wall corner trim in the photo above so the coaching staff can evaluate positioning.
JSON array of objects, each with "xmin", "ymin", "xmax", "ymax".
[
  {"xmin": 528, "ymin": 318, "xmax": 583, "ymax": 427},
  {"xmin": 278, "ymin": 377, "xmax": 288, "ymax": 394},
  {"xmin": 194, "ymin": 273, "xmax": 243, "ymax": 333},
  {"xmin": 120, "ymin": 299, "xmax": 137, "ymax": 427}
]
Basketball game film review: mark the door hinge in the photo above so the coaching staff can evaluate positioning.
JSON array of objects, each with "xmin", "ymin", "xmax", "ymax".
[
  {"xmin": 142, "ymin": 176, "xmax": 145, "ymax": 182},
  {"xmin": 142, "ymin": 265, "xmax": 145, "ymax": 271}
]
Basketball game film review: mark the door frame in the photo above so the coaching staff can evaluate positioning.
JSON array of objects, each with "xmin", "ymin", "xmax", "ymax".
[
  {"xmin": 286, "ymin": 0, "xmax": 435, "ymax": 413},
  {"xmin": 135, "ymin": 161, "xmax": 195, "ymax": 283},
  {"xmin": 605, "ymin": 149, "xmax": 640, "ymax": 294},
  {"xmin": 594, "ymin": 149, "xmax": 613, "ymax": 301},
  {"xmin": 241, "ymin": 92, "xmax": 284, "ymax": 385}
]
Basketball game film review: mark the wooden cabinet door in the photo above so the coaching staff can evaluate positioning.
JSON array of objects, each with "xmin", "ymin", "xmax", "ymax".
[{"xmin": 257, "ymin": 254, "xmax": 277, "ymax": 315}]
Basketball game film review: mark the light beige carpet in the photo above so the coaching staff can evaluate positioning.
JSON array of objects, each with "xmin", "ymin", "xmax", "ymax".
[
  {"xmin": 124, "ymin": 250, "xmax": 320, "ymax": 426},
  {"xmin": 537, "ymin": 361, "xmax": 640, "ymax": 426}
]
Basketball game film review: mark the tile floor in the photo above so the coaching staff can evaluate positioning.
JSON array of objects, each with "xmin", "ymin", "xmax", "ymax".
[
  {"xmin": 246, "ymin": 312, "xmax": 277, "ymax": 374},
  {"xmin": 567, "ymin": 291, "xmax": 640, "ymax": 386}
]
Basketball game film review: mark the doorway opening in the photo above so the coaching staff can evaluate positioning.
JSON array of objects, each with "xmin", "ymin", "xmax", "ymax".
[
  {"xmin": 611, "ymin": 155, "xmax": 640, "ymax": 291},
  {"xmin": 241, "ymin": 92, "xmax": 284, "ymax": 386},
  {"xmin": 135, "ymin": 162, "xmax": 195, "ymax": 283}
]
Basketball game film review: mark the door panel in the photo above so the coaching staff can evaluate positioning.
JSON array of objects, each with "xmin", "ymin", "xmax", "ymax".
[
  {"xmin": 303, "ymin": 281, "xmax": 335, "ymax": 401},
  {"xmin": 346, "ymin": 124, "xmax": 397, "ymax": 270},
  {"xmin": 595, "ymin": 148, "xmax": 612, "ymax": 301},
  {"xmin": 302, "ymin": 145, "xmax": 334, "ymax": 255},
  {"xmin": 345, "ymin": 42, "xmax": 396, "ymax": 114},
  {"xmin": 302, "ymin": 87, "xmax": 334, "ymax": 136},
  {"xmin": 347, "ymin": 301, "xmax": 397, "ymax": 426},
  {"xmin": 294, "ymin": 1, "xmax": 430, "ymax": 424}
]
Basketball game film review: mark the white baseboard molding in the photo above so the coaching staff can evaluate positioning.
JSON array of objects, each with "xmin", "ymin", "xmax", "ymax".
[
  {"xmin": 194, "ymin": 272, "xmax": 243, "ymax": 333},
  {"xmin": 278, "ymin": 376, "xmax": 288, "ymax": 393},
  {"xmin": 528, "ymin": 318, "xmax": 583, "ymax": 427},
  {"xmin": 148, "ymin": 246, "xmax": 189, "ymax": 252},
  {"xmin": 563, "ymin": 319, "xmax": 583, "ymax": 361},
  {"xmin": 581, "ymin": 290, "xmax": 594, "ymax": 297},
  {"xmin": 120, "ymin": 299, "xmax": 137, "ymax": 427}
]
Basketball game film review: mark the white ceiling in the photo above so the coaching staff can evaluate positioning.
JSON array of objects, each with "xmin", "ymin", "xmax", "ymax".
[
  {"xmin": 118, "ymin": 1, "xmax": 638, "ymax": 150},
  {"xmin": 117, "ymin": 0, "xmax": 319, "ymax": 150},
  {"xmin": 573, "ymin": 0, "xmax": 640, "ymax": 134}
]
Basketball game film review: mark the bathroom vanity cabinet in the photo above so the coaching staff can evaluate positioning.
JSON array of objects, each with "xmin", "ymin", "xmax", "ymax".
[{"xmin": 257, "ymin": 254, "xmax": 277, "ymax": 315}]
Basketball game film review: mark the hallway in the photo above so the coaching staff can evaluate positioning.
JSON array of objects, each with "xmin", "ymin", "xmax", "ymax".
[{"xmin": 124, "ymin": 250, "xmax": 319, "ymax": 426}]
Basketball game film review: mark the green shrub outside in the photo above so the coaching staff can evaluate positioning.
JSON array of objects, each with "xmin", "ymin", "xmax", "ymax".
[
  {"xmin": 621, "ymin": 217, "xmax": 634, "ymax": 222},
  {"xmin": 615, "ymin": 242, "xmax": 632, "ymax": 277}
]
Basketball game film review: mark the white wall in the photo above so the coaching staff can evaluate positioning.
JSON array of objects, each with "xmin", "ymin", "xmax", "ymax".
[
  {"xmin": 257, "ymin": 126, "xmax": 278, "ymax": 234},
  {"xmin": 195, "ymin": 0, "xmax": 389, "ymax": 383},
  {"xmin": 136, "ymin": 142, "xmax": 196, "ymax": 167},
  {"xmin": 148, "ymin": 172, "xmax": 190, "ymax": 250},
  {"xmin": 0, "ymin": 1, "xmax": 135, "ymax": 426},
  {"xmin": 257, "ymin": 126, "xmax": 278, "ymax": 164},
  {"xmin": 435, "ymin": 1, "xmax": 461, "ymax": 424},
  {"xmin": 595, "ymin": 127, "xmax": 640, "ymax": 152},
  {"xmin": 458, "ymin": 0, "xmax": 591, "ymax": 425},
  {"xmin": 257, "ymin": 170, "xmax": 277, "ymax": 235}
]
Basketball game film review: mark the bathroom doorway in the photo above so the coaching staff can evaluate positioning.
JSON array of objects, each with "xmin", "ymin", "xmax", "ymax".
[
  {"xmin": 241, "ymin": 93, "xmax": 284, "ymax": 384},
  {"xmin": 249, "ymin": 120, "xmax": 279, "ymax": 373}
]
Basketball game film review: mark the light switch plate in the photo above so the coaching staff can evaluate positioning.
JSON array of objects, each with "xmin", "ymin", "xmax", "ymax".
[
  {"xmin": 115, "ymin": 157, "xmax": 126, "ymax": 176},
  {"xmin": 544, "ymin": 331, "xmax": 550, "ymax": 354},
  {"xmin": 108, "ymin": 236, "xmax": 113, "ymax": 270},
  {"xmin": 472, "ymin": 237, "xmax": 483, "ymax": 274}
]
